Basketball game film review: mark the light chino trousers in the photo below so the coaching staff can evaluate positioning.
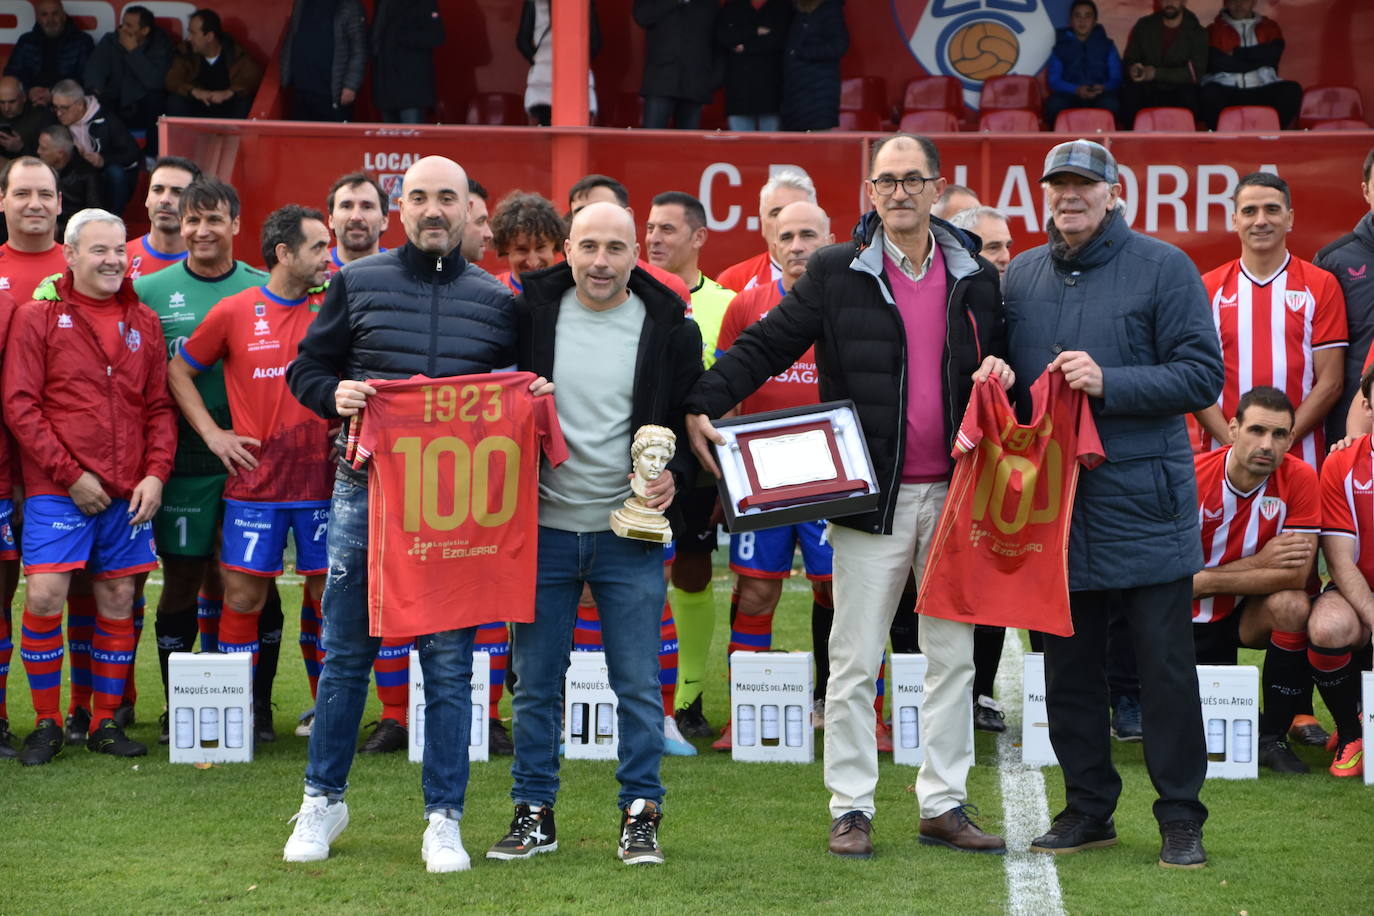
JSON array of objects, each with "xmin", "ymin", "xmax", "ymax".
[{"xmin": 825, "ymin": 481, "xmax": 975, "ymax": 820}]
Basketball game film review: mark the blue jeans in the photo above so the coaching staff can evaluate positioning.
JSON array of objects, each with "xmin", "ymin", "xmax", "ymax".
[
  {"xmin": 511, "ymin": 527, "xmax": 666, "ymax": 810},
  {"xmin": 303, "ymin": 475, "xmax": 475, "ymax": 817},
  {"xmin": 727, "ymin": 113, "xmax": 781, "ymax": 132}
]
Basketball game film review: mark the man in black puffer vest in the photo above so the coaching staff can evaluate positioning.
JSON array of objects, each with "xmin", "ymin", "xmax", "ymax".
[
  {"xmin": 284, "ymin": 155, "xmax": 551, "ymax": 872},
  {"xmin": 686, "ymin": 134, "xmax": 1012, "ymax": 860}
]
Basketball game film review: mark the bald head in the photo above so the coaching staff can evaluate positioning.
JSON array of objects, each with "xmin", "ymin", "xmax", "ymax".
[
  {"xmin": 399, "ymin": 156, "xmax": 469, "ymax": 255},
  {"xmin": 0, "ymin": 76, "xmax": 24, "ymax": 119},
  {"xmin": 772, "ymin": 201, "xmax": 833, "ymax": 287},
  {"xmin": 566, "ymin": 201, "xmax": 639, "ymax": 310}
]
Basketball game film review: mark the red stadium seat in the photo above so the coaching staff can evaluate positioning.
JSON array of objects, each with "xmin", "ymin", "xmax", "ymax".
[
  {"xmin": 902, "ymin": 75, "xmax": 964, "ymax": 115},
  {"xmin": 836, "ymin": 109, "xmax": 882, "ymax": 131},
  {"xmin": 465, "ymin": 93, "xmax": 526, "ymax": 126},
  {"xmin": 1132, "ymin": 107, "xmax": 1197, "ymax": 131},
  {"xmin": 978, "ymin": 109, "xmax": 1041, "ymax": 132},
  {"xmin": 898, "ymin": 110, "xmax": 961, "ymax": 133},
  {"xmin": 1310, "ymin": 118, "xmax": 1370, "ymax": 130},
  {"xmin": 1216, "ymin": 105, "xmax": 1281, "ymax": 132},
  {"xmin": 1298, "ymin": 85, "xmax": 1365, "ymax": 130},
  {"xmin": 978, "ymin": 75, "xmax": 1042, "ymax": 112},
  {"xmin": 1053, "ymin": 108, "xmax": 1116, "ymax": 133},
  {"xmin": 840, "ymin": 76, "xmax": 887, "ymax": 113}
]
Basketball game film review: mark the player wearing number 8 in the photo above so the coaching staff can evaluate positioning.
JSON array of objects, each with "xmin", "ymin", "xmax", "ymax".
[
  {"xmin": 284, "ymin": 156, "xmax": 545, "ymax": 873},
  {"xmin": 167, "ymin": 205, "xmax": 335, "ymax": 684}
]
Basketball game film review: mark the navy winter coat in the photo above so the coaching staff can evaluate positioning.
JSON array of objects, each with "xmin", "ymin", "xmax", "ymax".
[
  {"xmin": 779, "ymin": 0, "xmax": 848, "ymax": 132},
  {"xmin": 1002, "ymin": 210, "xmax": 1223, "ymax": 590},
  {"xmin": 1315, "ymin": 212, "xmax": 1374, "ymax": 446}
]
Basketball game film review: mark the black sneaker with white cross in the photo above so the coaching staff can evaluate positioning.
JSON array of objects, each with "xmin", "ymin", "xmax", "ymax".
[
  {"xmin": 486, "ymin": 804, "xmax": 558, "ymax": 860},
  {"xmin": 617, "ymin": 799, "xmax": 663, "ymax": 865}
]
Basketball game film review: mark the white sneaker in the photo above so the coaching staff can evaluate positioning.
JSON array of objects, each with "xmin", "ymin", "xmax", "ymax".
[
  {"xmin": 283, "ymin": 795, "xmax": 348, "ymax": 862},
  {"xmin": 663, "ymin": 715, "xmax": 697, "ymax": 756},
  {"xmin": 295, "ymin": 710, "xmax": 314, "ymax": 738},
  {"xmin": 422, "ymin": 812, "xmax": 471, "ymax": 873}
]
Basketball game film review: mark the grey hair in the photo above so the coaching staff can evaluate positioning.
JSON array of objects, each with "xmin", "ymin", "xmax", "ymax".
[
  {"xmin": 50, "ymin": 78, "xmax": 84, "ymax": 101},
  {"xmin": 948, "ymin": 206, "xmax": 1008, "ymax": 231},
  {"xmin": 65, "ymin": 208, "xmax": 126, "ymax": 246},
  {"xmin": 759, "ymin": 169, "xmax": 816, "ymax": 210}
]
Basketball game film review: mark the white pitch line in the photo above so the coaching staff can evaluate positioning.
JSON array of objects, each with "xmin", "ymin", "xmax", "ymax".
[{"xmin": 995, "ymin": 630, "xmax": 1065, "ymax": 916}]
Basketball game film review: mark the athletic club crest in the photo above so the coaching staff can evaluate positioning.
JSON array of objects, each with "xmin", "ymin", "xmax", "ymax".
[
  {"xmin": 1284, "ymin": 290, "xmax": 1312, "ymax": 313},
  {"xmin": 1258, "ymin": 497, "xmax": 1282, "ymax": 521},
  {"xmin": 125, "ymin": 328, "xmax": 141, "ymax": 352},
  {"xmin": 893, "ymin": 0, "xmax": 1071, "ymax": 110}
]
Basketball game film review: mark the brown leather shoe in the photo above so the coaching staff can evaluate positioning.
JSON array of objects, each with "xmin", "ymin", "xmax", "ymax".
[
  {"xmin": 829, "ymin": 810, "xmax": 873, "ymax": 858},
  {"xmin": 918, "ymin": 805, "xmax": 1007, "ymax": 855}
]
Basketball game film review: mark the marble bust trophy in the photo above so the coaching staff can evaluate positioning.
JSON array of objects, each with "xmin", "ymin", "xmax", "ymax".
[{"xmin": 610, "ymin": 425, "xmax": 676, "ymax": 543}]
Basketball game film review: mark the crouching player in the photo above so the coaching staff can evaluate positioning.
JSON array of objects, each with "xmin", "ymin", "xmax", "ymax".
[
  {"xmin": 166, "ymin": 206, "xmax": 334, "ymax": 690},
  {"xmin": 1312, "ymin": 366, "xmax": 1374, "ymax": 778},
  {"xmin": 1, "ymin": 208, "xmax": 176, "ymax": 764},
  {"xmin": 1191, "ymin": 387, "xmax": 1320, "ymax": 773}
]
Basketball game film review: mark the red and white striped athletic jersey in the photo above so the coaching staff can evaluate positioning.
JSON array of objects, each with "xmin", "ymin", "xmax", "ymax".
[
  {"xmin": 1193, "ymin": 446, "xmax": 1319, "ymax": 622},
  {"xmin": 1202, "ymin": 254, "xmax": 1347, "ymax": 469},
  {"xmin": 1319, "ymin": 434, "xmax": 1374, "ymax": 589}
]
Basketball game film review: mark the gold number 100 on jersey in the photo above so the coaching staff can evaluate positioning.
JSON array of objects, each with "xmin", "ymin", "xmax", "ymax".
[
  {"xmin": 393, "ymin": 435, "xmax": 521, "ymax": 531},
  {"xmin": 970, "ymin": 437, "xmax": 1064, "ymax": 535}
]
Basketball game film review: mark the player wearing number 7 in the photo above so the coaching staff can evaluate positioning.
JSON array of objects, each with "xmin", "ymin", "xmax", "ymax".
[{"xmin": 166, "ymin": 205, "xmax": 335, "ymax": 689}]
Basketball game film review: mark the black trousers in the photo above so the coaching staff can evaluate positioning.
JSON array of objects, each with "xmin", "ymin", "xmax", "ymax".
[
  {"xmin": 1199, "ymin": 80, "xmax": 1303, "ymax": 129},
  {"xmin": 1044, "ymin": 577, "xmax": 1208, "ymax": 826}
]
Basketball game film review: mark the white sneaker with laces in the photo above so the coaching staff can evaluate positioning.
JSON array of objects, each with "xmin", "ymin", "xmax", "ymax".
[
  {"xmin": 662, "ymin": 715, "xmax": 697, "ymax": 756},
  {"xmin": 422, "ymin": 811, "xmax": 471, "ymax": 873},
  {"xmin": 283, "ymin": 795, "xmax": 348, "ymax": 862}
]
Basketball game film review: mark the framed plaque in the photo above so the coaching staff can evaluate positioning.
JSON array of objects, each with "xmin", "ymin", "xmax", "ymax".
[{"xmin": 710, "ymin": 400, "xmax": 878, "ymax": 533}]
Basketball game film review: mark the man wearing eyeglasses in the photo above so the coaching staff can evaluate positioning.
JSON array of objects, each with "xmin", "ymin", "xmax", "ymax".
[{"xmin": 685, "ymin": 133, "xmax": 1011, "ymax": 859}]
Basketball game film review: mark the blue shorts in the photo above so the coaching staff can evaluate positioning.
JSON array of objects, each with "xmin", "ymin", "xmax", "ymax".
[
  {"xmin": 0, "ymin": 498, "xmax": 16, "ymax": 560},
  {"xmin": 220, "ymin": 500, "xmax": 330, "ymax": 577},
  {"xmin": 663, "ymin": 541, "xmax": 676, "ymax": 566},
  {"xmin": 21, "ymin": 495, "xmax": 157, "ymax": 579},
  {"xmin": 729, "ymin": 520, "xmax": 833, "ymax": 581}
]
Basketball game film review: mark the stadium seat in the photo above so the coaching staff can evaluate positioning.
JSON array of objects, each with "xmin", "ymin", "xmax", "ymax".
[
  {"xmin": 836, "ymin": 109, "xmax": 882, "ymax": 131},
  {"xmin": 978, "ymin": 109, "xmax": 1041, "ymax": 132},
  {"xmin": 1310, "ymin": 118, "xmax": 1370, "ymax": 130},
  {"xmin": 978, "ymin": 75, "xmax": 1042, "ymax": 112},
  {"xmin": 898, "ymin": 110, "xmax": 961, "ymax": 133},
  {"xmin": 1216, "ymin": 105, "xmax": 1281, "ymax": 132},
  {"xmin": 840, "ymin": 76, "xmax": 887, "ymax": 113},
  {"xmin": 1298, "ymin": 85, "xmax": 1364, "ymax": 130},
  {"xmin": 1132, "ymin": 107, "xmax": 1197, "ymax": 131},
  {"xmin": 901, "ymin": 75, "xmax": 964, "ymax": 115},
  {"xmin": 465, "ymin": 93, "xmax": 526, "ymax": 126},
  {"xmin": 1053, "ymin": 108, "xmax": 1116, "ymax": 133}
]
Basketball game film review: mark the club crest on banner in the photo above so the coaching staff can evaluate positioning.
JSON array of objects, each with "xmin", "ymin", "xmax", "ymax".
[{"xmin": 893, "ymin": 0, "xmax": 1071, "ymax": 110}]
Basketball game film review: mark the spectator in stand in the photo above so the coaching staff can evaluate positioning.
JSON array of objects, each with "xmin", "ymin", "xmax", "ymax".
[
  {"xmin": 1199, "ymin": 0, "xmax": 1302, "ymax": 130},
  {"xmin": 1121, "ymin": 0, "xmax": 1208, "ymax": 128},
  {"xmin": 717, "ymin": 0, "xmax": 792, "ymax": 132},
  {"xmin": 370, "ymin": 0, "xmax": 443, "ymax": 124},
  {"xmin": 36, "ymin": 123, "xmax": 102, "ymax": 234},
  {"xmin": 83, "ymin": 5, "xmax": 173, "ymax": 155},
  {"xmin": 518, "ymin": 0, "xmax": 600, "ymax": 127},
  {"xmin": 49, "ymin": 80, "xmax": 141, "ymax": 217},
  {"xmin": 165, "ymin": 9, "xmax": 263, "ymax": 120},
  {"xmin": 280, "ymin": 0, "xmax": 367, "ymax": 123},
  {"xmin": 489, "ymin": 191, "xmax": 566, "ymax": 296},
  {"xmin": 1318, "ymin": 148, "xmax": 1374, "ymax": 444},
  {"xmin": 460, "ymin": 179, "xmax": 493, "ymax": 264},
  {"xmin": 3, "ymin": 0, "xmax": 94, "ymax": 108},
  {"xmin": 634, "ymin": 0, "xmax": 717, "ymax": 129},
  {"xmin": 1045, "ymin": 0, "xmax": 1122, "ymax": 128},
  {"xmin": 0, "ymin": 77, "xmax": 57, "ymax": 161},
  {"xmin": 780, "ymin": 0, "xmax": 848, "ymax": 132},
  {"xmin": 716, "ymin": 168, "xmax": 814, "ymax": 293},
  {"xmin": 931, "ymin": 184, "xmax": 979, "ymax": 220}
]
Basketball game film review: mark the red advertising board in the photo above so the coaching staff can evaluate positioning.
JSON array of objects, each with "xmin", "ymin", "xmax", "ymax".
[{"xmin": 163, "ymin": 118, "xmax": 1373, "ymax": 278}]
